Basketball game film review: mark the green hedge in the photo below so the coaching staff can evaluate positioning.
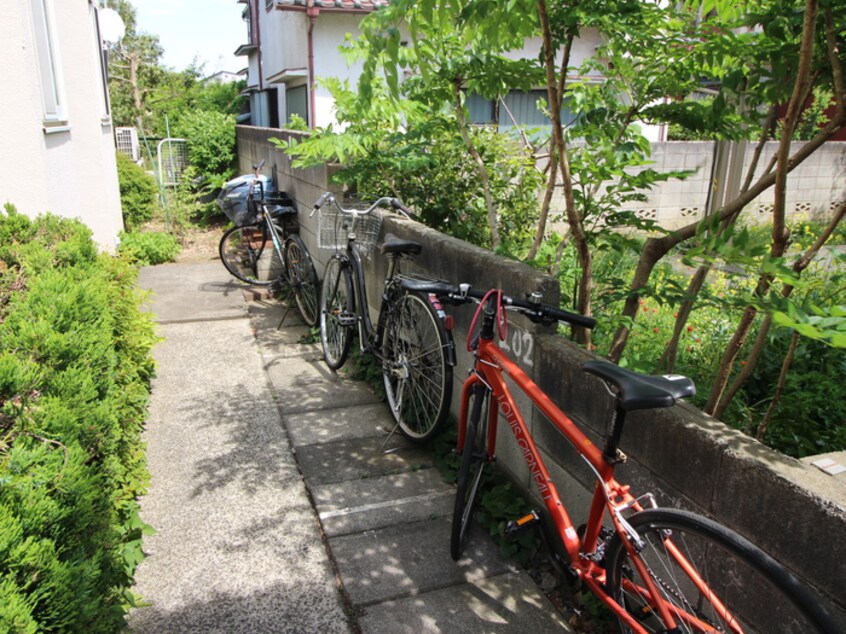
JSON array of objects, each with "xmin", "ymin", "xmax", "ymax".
[
  {"xmin": 116, "ymin": 152, "xmax": 158, "ymax": 230},
  {"xmin": 0, "ymin": 205, "xmax": 156, "ymax": 632}
]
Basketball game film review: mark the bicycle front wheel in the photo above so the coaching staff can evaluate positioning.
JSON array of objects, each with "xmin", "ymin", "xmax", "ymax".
[
  {"xmin": 219, "ymin": 223, "xmax": 284, "ymax": 286},
  {"xmin": 284, "ymin": 235, "xmax": 320, "ymax": 326},
  {"xmin": 319, "ymin": 255, "xmax": 353, "ymax": 370},
  {"xmin": 450, "ymin": 386, "xmax": 489, "ymax": 561},
  {"xmin": 605, "ymin": 508, "xmax": 836, "ymax": 633},
  {"xmin": 380, "ymin": 292, "xmax": 452, "ymax": 443}
]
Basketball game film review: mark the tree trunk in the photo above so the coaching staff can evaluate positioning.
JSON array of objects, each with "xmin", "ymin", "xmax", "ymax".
[
  {"xmin": 658, "ymin": 265, "xmax": 710, "ymax": 372},
  {"xmin": 755, "ymin": 330, "xmax": 800, "ymax": 442},
  {"xmin": 714, "ymin": 200, "xmax": 846, "ymax": 419},
  {"xmin": 452, "ymin": 80, "xmax": 500, "ymax": 250},
  {"xmin": 528, "ymin": 36, "xmax": 572, "ymax": 262},
  {"xmin": 528, "ymin": 152, "xmax": 558, "ymax": 261},
  {"xmin": 705, "ymin": 0, "xmax": 818, "ymax": 414},
  {"xmin": 538, "ymin": 0, "xmax": 592, "ymax": 343}
]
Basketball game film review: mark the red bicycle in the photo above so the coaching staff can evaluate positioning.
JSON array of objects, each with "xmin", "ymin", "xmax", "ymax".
[{"xmin": 413, "ymin": 281, "xmax": 837, "ymax": 633}]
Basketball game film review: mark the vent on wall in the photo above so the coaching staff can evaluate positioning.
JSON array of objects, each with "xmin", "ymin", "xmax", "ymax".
[{"xmin": 636, "ymin": 208, "xmax": 658, "ymax": 220}]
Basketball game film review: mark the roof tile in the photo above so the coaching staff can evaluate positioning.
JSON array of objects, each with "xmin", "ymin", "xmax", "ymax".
[{"xmin": 273, "ymin": 0, "xmax": 389, "ymax": 10}]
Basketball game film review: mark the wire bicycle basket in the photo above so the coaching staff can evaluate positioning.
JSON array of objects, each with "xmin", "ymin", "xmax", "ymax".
[{"xmin": 318, "ymin": 204, "xmax": 383, "ymax": 254}]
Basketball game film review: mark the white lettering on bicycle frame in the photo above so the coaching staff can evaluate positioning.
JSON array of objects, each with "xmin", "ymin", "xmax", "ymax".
[
  {"xmin": 499, "ymin": 325, "xmax": 534, "ymax": 368},
  {"xmin": 496, "ymin": 394, "xmax": 551, "ymax": 501}
]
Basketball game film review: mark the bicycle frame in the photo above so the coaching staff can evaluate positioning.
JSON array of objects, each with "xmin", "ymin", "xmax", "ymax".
[
  {"xmin": 334, "ymin": 233, "xmax": 403, "ymax": 358},
  {"xmin": 459, "ymin": 334, "xmax": 703, "ymax": 633},
  {"xmin": 248, "ymin": 181, "xmax": 288, "ymax": 273}
]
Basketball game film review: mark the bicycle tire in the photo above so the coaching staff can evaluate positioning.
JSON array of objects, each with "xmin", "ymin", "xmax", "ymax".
[
  {"xmin": 380, "ymin": 291, "xmax": 452, "ymax": 443},
  {"xmin": 319, "ymin": 255, "xmax": 353, "ymax": 370},
  {"xmin": 605, "ymin": 507, "xmax": 837, "ymax": 633},
  {"xmin": 450, "ymin": 386, "xmax": 489, "ymax": 561},
  {"xmin": 284, "ymin": 235, "xmax": 320, "ymax": 327},
  {"xmin": 219, "ymin": 223, "xmax": 284, "ymax": 286}
]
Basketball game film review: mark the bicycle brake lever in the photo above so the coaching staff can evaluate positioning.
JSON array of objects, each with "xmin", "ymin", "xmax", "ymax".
[
  {"xmin": 390, "ymin": 198, "xmax": 415, "ymax": 218},
  {"xmin": 311, "ymin": 192, "xmax": 330, "ymax": 216}
]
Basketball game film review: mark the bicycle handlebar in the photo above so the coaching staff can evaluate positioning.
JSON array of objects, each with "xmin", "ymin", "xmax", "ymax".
[
  {"xmin": 400, "ymin": 280, "xmax": 596, "ymax": 329},
  {"xmin": 310, "ymin": 192, "xmax": 416, "ymax": 219}
]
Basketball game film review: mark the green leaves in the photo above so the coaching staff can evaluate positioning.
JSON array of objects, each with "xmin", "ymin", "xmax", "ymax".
[
  {"xmin": 0, "ymin": 213, "xmax": 156, "ymax": 631},
  {"xmin": 773, "ymin": 304, "xmax": 846, "ymax": 348},
  {"xmin": 117, "ymin": 230, "xmax": 181, "ymax": 266},
  {"xmin": 116, "ymin": 153, "xmax": 159, "ymax": 231},
  {"xmin": 172, "ymin": 110, "xmax": 237, "ymax": 181}
]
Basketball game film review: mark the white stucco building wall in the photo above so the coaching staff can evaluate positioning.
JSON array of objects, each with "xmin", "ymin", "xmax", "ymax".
[{"xmin": 0, "ymin": 0, "xmax": 123, "ymax": 252}]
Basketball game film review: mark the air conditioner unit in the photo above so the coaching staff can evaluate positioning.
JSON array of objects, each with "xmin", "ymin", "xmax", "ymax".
[{"xmin": 115, "ymin": 127, "xmax": 140, "ymax": 162}]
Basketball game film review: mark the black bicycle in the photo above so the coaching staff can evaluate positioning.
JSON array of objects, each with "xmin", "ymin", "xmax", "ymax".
[
  {"xmin": 218, "ymin": 161, "xmax": 320, "ymax": 326},
  {"xmin": 312, "ymin": 192, "xmax": 455, "ymax": 443}
]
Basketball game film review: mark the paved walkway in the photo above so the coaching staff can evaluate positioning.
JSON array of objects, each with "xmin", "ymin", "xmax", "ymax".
[{"xmin": 127, "ymin": 262, "xmax": 570, "ymax": 633}]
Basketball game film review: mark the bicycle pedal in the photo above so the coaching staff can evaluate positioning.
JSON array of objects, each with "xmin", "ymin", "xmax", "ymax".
[
  {"xmin": 338, "ymin": 312, "xmax": 357, "ymax": 327},
  {"xmin": 505, "ymin": 510, "xmax": 541, "ymax": 540}
]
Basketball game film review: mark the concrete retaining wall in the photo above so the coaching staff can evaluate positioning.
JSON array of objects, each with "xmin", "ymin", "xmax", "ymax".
[{"xmin": 236, "ymin": 125, "xmax": 846, "ymax": 627}]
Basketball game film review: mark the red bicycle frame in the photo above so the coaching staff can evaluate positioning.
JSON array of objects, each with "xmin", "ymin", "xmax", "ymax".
[{"xmin": 456, "ymin": 333, "xmax": 699, "ymax": 633}]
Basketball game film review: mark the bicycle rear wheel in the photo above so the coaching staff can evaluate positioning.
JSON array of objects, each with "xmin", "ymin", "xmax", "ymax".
[
  {"xmin": 219, "ymin": 223, "xmax": 284, "ymax": 286},
  {"xmin": 380, "ymin": 291, "xmax": 452, "ymax": 443},
  {"xmin": 450, "ymin": 386, "xmax": 489, "ymax": 561},
  {"xmin": 284, "ymin": 235, "xmax": 320, "ymax": 326},
  {"xmin": 605, "ymin": 508, "xmax": 836, "ymax": 633},
  {"xmin": 319, "ymin": 255, "xmax": 353, "ymax": 370}
]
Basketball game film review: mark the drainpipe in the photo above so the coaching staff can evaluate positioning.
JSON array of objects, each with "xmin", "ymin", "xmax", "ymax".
[
  {"xmin": 307, "ymin": 0, "xmax": 319, "ymax": 128},
  {"xmin": 256, "ymin": 0, "xmax": 263, "ymax": 91}
]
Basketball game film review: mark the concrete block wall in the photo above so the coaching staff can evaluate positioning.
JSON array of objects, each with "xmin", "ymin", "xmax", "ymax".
[
  {"xmin": 236, "ymin": 125, "xmax": 846, "ymax": 627},
  {"xmin": 549, "ymin": 140, "xmax": 846, "ymax": 230}
]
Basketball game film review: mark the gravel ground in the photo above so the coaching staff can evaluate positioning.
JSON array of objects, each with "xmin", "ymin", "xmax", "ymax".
[{"xmin": 175, "ymin": 224, "xmax": 223, "ymax": 263}]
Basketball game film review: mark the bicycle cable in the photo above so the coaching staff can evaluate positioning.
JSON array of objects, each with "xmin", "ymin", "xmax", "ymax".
[{"xmin": 466, "ymin": 289, "xmax": 507, "ymax": 351}]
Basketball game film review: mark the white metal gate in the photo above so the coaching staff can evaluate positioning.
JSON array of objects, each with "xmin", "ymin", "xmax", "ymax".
[{"xmin": 156, "ymin": 138, "xmax": 188, "ymax": 186}]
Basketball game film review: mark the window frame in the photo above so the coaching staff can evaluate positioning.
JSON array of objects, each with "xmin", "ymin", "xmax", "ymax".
[
  {"xmin": 91, "ymin": 2, "xmax": 112, "ymax": 122},
  {"xmin": 29, "ymin": 0, "xmax": 68, "ymax": 127}
]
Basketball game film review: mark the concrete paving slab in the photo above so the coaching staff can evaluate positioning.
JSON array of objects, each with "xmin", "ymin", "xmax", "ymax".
[
  {"xmin": 329, "ymin": 516, "xmax": 516, "ymax": 606},
  {"xmin": 247, "ymin": 299, "xmax": 321, "ymax": 359},
  {"xmin": 296, "ymin": 434, "xmax": 435, "ymax": 486},
  {"xmin": 138, "ymin": 262, "xmax": 248, "ymax": 323},
  {"xmin": 313, "ymin": 467, "xmax": 454, "ymax": 536},
  {"xmin": 264, "ymin": 354, "xmax": 382, "ymax": 414},
  {"xmin": 358, "ymin": 571, "xmax": 571, "ymax": 633},
  {"xmin": 285, "ymin": 402, "xmax": 398, "ymax": 447},
  {"xmin": 129, "ymin": 271, "xmax": 350, "ymax": 634},
  {"xmin": 132, "ymin": 262, "xmax": 570, "ymax": 634}
]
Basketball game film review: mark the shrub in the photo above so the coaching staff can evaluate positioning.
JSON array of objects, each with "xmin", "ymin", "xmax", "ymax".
[
  {"xmin": 116, "ymin": 152, "xmax": 159, "ymax": 230},
  {"xmin": 118, "ymin": 230, "xmax": 181, "ymax": 266},
  {"xmin": 0, "ymin": 212, "xmax": 156, "ymax": 631},
  {"xmin": 173, "ymin": 109, "xmax": 236, "ymax": 180}
]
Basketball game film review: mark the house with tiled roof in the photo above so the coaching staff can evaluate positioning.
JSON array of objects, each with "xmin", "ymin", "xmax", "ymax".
[
  {"xmin": 236, "ymin": 0, "xmax": 612, "ymax": 134},
  {"xmin": 234, "ymin": 1, "xmax": 669, "ymax": 141},
  {"xmin": 236, "ymin": 0, "xmax": 390, "ymax": 129}
]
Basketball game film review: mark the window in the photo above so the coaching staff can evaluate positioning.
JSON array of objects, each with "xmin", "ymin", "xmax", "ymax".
[
  {"xmin": 467, "ymin": 90, "xmax": 577, "ymax": 132},
  {"xmin": 467, "ymin": 93, "xmax": 495, "ymax": 124},
  {"xmin": 243, "ymin": 4, "xmax": 253, "ymax": 44},
  {"xmin": 91, "ymin": 4, "xmax": 111, "ymax": 119},
  {"xmin": 286, "ymin": 85, "xmax": 308, "ymax": 127},
  {"xmin": 29, "ymin": 0, "xmax": 67, "ymax": 124}
]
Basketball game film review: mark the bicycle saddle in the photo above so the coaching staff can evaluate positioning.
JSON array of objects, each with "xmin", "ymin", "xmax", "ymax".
[
  {"xmin": 582, "ymin": 360, "xmax": 695, "ymax": 411},
  {"xmin": 380, "ymin": 233, "xmax": 422, "ymax": 256},
  {"xmin": 399, "ymin": 278, "xmax": 455, "ymax": 295},
  {"xmin": 267, "ymin": 204, "xmax": 297, "ymax": 217}
]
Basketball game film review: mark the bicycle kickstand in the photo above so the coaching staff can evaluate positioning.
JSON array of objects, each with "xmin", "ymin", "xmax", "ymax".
[
  {"xmin": 276, "ymin": 282, "xmax": 296, "ymax": 330},
  {"xmin": 379, "ymin": 420, "xmax": 402, "ymax": 454}
]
